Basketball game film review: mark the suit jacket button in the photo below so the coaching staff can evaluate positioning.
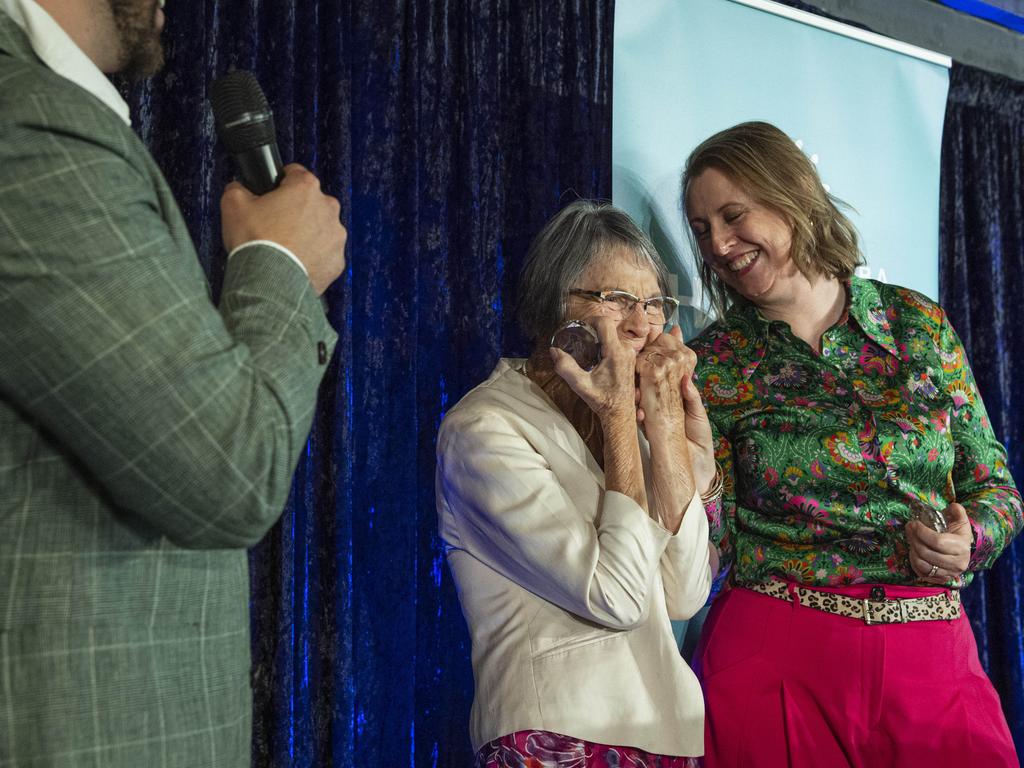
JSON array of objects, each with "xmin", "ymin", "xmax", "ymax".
[{"xmin": 317, "ymin": 341, "xmax": 328, "ymax": 365}]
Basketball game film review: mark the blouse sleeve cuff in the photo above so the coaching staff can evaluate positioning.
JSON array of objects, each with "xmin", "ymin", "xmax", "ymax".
[{"xmin": 966, "ymin": 515, "xmax": 993, "ymax": 571}]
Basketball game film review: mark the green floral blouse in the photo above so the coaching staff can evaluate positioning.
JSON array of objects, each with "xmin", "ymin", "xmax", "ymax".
[{"xmin": 691, "ymin": 276, "xmax": 1022, "ymax": 588}]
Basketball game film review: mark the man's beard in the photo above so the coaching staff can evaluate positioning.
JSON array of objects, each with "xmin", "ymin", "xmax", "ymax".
[{"xmin": 108, "ymin": 0, "xmax": 164, "ymax": 79}]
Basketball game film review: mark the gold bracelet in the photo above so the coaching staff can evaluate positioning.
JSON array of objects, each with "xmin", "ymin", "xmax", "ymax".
[{"xmin": 700, "ymin": 460, "xmax": 724, "ymax": 505}]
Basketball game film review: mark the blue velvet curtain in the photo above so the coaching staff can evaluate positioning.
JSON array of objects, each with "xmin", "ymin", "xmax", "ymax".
[
  {"xmin": 124, "ymin": 3, "xmax": 1024, "ymax": 765},
  {"xmin": 940, "ymin": 62, "xmax": 1024, "ymax": 754},
  {"xmin": 126, "ymin": 2, "xmax": 611, "ymax": 765}
]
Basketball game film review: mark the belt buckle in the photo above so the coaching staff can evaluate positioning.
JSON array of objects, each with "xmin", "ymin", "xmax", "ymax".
[
  {"xmin": 862, "ymin": 598, "xmax": 877, "ymax": 625},
  {"xmin": 862, "ymin": 597, "xmax": 908, "ymax": 625}
]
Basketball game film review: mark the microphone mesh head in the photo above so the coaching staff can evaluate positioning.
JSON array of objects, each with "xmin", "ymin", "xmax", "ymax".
[{"xmin": 210, "ymin": 70, "xmax": 276, "ymax": 154}]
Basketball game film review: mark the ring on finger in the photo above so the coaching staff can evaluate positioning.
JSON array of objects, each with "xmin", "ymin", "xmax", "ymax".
[{"xmin": 927, "ymin": 564, "xmax": 939, "ymax": 578}]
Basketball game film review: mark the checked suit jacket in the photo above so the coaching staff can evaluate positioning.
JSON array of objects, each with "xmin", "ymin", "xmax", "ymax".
[{"xmin": 0, "ymin": 13, "xmax": 337, "ymax": 767}]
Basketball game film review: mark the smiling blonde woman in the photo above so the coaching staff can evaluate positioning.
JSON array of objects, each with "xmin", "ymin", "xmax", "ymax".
[{"xmin": 684, "ymin": 121, "xmax": 1021, "ymax": 767}]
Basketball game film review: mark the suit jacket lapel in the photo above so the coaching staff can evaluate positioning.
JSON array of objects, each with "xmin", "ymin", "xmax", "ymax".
[{"xmin": 0, "ymin": 10, "xmax": 44, "ymax": 65}]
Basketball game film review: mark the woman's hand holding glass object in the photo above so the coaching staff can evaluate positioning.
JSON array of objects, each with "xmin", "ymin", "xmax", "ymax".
[
  {"xmin": 906, "ymin": 501, "xmax": 973, "ymax": 584},
  {"xmin": 550, "ymin": 314, "xmax": 650, "ymax": 511},
  {"xmin": 550, "ymin": 314, "xmax": 643, "ymax": 424}
]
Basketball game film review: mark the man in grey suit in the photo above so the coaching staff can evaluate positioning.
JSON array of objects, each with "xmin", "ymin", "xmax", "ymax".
[{"xmin": 0, "ymin": 0, "xmax": 347, "ymax": 765}]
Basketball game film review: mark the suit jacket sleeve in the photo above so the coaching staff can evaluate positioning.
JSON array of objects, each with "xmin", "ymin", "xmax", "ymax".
[
  {"xmin": 0, "ymin": 85, "xmax": 337, "ymax": 549},
  {"xmin": 436, "ymin": 402, "xmax": 708, "ymax": 630}
]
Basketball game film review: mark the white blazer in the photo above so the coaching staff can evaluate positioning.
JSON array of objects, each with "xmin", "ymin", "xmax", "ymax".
[{"xmin": 436, "ymin": 359, "xmax": 711, "ymax": 756}]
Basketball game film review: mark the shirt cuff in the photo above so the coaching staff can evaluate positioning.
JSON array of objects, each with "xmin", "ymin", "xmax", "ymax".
[
  {"xmin": 227, "ymin": 240, "xmax": 308, "ymax": 276},
  {"xmin": 966, "ymin": 515, "xmax": 991, "ymax": 571},
  {"xmin": 703, "ymin": 494, "xmax": 724, "ymax": 537}
]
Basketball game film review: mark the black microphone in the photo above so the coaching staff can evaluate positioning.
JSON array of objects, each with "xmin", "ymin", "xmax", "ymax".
[{"xmin": 210, "ymin": 71, "xmax": 283, "ymax": 195}]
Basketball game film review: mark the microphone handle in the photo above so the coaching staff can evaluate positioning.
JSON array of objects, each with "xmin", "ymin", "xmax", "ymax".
[{"xmin": 233, "ymin": 144, "xmax": 284, "ymax": 195}]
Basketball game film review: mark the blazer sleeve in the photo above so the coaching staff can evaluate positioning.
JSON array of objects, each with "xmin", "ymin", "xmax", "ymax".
[
  {"xmin": 0, "ymin": 87, "xmax": 337, "ymax": 549},
  {"xmin": 659, "ymin": 493, "xmax": 712, "ymax": 620},
  {"xmin": 436, "ymin": 401, "xmax": 694, "ymax": 631}
]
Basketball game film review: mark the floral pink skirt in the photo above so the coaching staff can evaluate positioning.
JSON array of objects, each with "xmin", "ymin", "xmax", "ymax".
[{"xmin": 474, "ymin": 730, "xmax": 697, "ymax": 768}]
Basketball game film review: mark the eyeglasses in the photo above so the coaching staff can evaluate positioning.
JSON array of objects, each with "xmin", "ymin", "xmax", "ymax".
[{"xmin": 568, "ymin": 289, "xmax": 680, "ymax": 323}]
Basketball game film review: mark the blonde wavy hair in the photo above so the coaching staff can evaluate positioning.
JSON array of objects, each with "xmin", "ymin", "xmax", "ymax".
[{"xmin": 681, "ymin": 121, "xmax": 863, "ymax": 318}]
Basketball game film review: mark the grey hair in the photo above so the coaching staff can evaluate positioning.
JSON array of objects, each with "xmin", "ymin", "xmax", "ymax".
[{"xmin": 515, "ymin": 200, "xmax": 672, "ymax": 343}]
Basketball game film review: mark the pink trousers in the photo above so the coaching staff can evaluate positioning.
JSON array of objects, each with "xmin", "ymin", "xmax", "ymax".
[{"xmin": 695, "ymin": 583, "xmax": 1018, "ymax": 767}]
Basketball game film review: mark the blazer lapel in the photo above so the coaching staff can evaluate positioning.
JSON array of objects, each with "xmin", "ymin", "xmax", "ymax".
[{"xmin": 0, "ymin": 11, "xmax": 42, "ymax": 65}]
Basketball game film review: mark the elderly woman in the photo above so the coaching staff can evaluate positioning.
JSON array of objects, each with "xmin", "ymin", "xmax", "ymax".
[
  {"xmin": 683, "ymin": 121, "xmax": 1023, "ymax": 766},
  {"xmin": 436, "ymin": 200, "xmax": 717, "ymax": 767}
]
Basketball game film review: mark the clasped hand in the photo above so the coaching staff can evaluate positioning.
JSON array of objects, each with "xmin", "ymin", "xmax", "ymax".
[
  {"xmin": 637, "ymin": 325, "xmax": 717, "ymax": 493},
  {"xmin": 550, "ymin": 320, "xmax": 717, "ymax": 492},
  {"xmin": 635, "ymin": 325, "xmax": 696, "ymax": 430}
]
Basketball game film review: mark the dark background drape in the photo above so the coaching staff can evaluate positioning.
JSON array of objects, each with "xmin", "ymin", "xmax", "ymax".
[
  {"xmin": 124, "ymin": 1, "xmax": 1022, "ymax": 765},
  {"xmin": 940, "ymin": 62, "xmax": 1024, "ymax": 757},
  {"xmin": 127, "ymin": 1, "xmax": 611, "ymax": 765}
]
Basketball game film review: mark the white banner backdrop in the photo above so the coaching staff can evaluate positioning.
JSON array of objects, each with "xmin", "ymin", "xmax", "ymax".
[{"xmin": 613, "ymin": 0, "xmax": 950, "ymax": 337}]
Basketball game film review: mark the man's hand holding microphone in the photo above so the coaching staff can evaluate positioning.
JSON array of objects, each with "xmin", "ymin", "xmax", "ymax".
[{"xmin": 212, "ymin": 71, "xmax": 347, "ymax": 296}]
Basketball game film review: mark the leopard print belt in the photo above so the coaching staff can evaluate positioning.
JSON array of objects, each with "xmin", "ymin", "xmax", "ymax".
[{"xmin": 745, "ymin": 579, "xmax": 961, "ymax": 625}]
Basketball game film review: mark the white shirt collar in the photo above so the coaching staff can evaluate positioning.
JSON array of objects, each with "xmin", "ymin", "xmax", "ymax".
[{"xmin": 0, "ymin": 0, "xmax": 131, "ymax": 125}]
